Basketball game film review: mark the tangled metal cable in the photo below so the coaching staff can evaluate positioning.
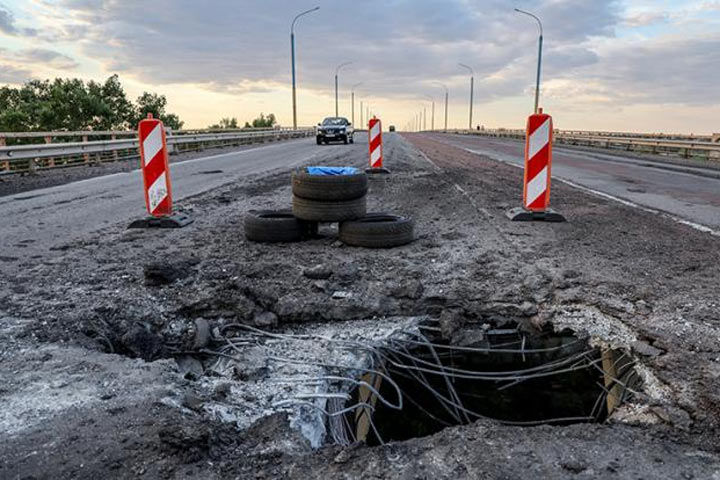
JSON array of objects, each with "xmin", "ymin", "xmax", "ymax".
[{"xmin": 203, "ymin": 322, "xmax": 641, "ymax": 446}]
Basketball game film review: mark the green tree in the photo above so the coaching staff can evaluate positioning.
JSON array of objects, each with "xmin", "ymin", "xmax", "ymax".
[
  {"xmin": 0, "ymin": 75, "xmax": 184, "ymax": 132},
  {"xmin": 209, "ymin": 117, "xmax": 238, "ymax": 129},
  {"xmin": 0, "ymin": 86, "xmax": 30, "ymax": 131},
  {"xmin": 244, "ymin": 113, "xmax": 276, "ymax": 129},
  {"xmin": 132, "ymin": 92, "xmax": 184, "ymax": 130},
  {"xmin": 93, "ymin": 74, "xmax": 134, "ymax": 130}
]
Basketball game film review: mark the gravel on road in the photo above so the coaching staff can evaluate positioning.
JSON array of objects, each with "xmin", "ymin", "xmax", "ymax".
[{"xmin": 1, "ymin": 134, "xmax": 719, "ymax": 479}]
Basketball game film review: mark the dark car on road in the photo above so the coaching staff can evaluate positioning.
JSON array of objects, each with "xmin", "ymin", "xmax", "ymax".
[{"xmin": 316, "ymin": 117, "xmax": 354, "ymax": 145}]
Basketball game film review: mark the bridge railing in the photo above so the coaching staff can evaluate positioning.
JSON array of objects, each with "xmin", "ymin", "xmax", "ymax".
[
  {"xmin": 0, "ymin": 127, "xmax": 314, "ymax": 174},
  {"xmin": 445, "ymin": 129, "xmax": 720, "ymax": 161}
]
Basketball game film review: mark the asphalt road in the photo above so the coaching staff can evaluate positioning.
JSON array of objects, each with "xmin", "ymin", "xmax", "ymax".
[
  {"xmin": 4, "ymin": 131, "xmax": 720, "ymax": 269},
  {"xmin": 0, "ymin": 136, "xmax": 365, "ymax": 263},
  {"xmin": 423, "ymin": 133, "xmax": 720, "ymax": 232}
]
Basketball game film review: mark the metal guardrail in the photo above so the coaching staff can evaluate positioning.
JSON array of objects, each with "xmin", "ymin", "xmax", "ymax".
[
  {"xmin": 448, "ymin": 129, "xmax": 720, "ymax": 161},
  {"xmin": 0, "ymin": 128, "xmax": 314, "ymax": 174}
]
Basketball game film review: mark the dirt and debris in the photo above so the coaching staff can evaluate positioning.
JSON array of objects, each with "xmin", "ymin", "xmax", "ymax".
[{"xmin": 1, "ymin": 133, "xmax": 720, "ymax": 478}]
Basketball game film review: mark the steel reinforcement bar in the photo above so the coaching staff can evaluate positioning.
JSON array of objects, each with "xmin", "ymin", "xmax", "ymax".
[{"xmin": 0, "ymin": 128, "xmax": 314, "ymax": 174}]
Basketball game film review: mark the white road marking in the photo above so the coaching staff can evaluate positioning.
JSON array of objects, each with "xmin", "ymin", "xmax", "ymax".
[
  {"xmin": 409, "ymin": 134, "xmax": 720, "ymax": 238},
  {"xmin": 14, "ymin": 139, "xmax": 307, "ymax": 193},
  {"xmin": 459, "ymin": 146, "xmax": 720, "ymax": 237}
]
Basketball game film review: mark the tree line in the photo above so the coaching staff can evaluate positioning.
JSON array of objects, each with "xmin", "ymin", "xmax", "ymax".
[
  {"xmin": 0, "ymin": 73, "xmax": 280, "ymax": 133},
  {"xmin": 0, "ymin": 75, "xmax": 184, "ymax": 132},
  {"xmin": 208, "ymin": 113, "xmax": 277, "ymax": 130}
]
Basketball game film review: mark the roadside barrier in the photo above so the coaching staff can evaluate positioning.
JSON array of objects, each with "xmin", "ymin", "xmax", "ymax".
[
  {"xmin": 0, "ymin": 127, "xmax": 314, "ymax": 175},
  {"xmin": 450, "ymin": 129, "xmax": 720, "ymax": 162},
  {"xmin": 366, "ymin": 117, "xmax": 390, "ymax": 174},
  {"xmin": 507, "ymin": 109, "xmax": 565, "ymax": 222},
  {"xmin": 128, "ymin": 114, "xmax": 192, "ymax": 228}
]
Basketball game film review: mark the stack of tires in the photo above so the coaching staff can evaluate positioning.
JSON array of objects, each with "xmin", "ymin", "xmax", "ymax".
[
  {"xmin": 291, "ymin": 168, "xmax": 368, "ymax": 222},
  {"xmin": 245, "ymin": 167, "xmax": 414, "ymax": 248}
]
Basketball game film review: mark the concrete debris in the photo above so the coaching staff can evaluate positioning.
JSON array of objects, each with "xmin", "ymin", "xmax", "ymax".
[
  {"xmin": 253, "ymin": 311, "xmax": 278, "ymax": 327},
  {"xmin": 389, "ymin": 279, "xmax": 424, "ymax": 299},
  {"xmin": 438, "ymin": 309, "xmax": 463, "ymax": 339},
  {"xmin": 2, "ymin": 134, "xmax": 720, "ymax": 478},
  {"xmin": 334, "ymin": 263, "xmax": 360, "ymax": 284},
  {"xmin": 192, "ymin": 318, "xmax": 211, "ymax": 350},
  {"xmin": 631, "ymin": 340, "xmax": 664, "ymax": 357},
  {"xmin": 176, "ymin": 355, "xmax": 204, "ymax": 380},
  {"xmin": 303, "ymin": 264, "xmax": 333, "ymax": 280},
  {"xmin": 182, "ymin": 391, "xmax": 205, "ymax": 411}
]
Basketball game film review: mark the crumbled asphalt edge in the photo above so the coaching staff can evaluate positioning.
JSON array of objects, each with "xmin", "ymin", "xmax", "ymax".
[{"xmin": 0, "ymin": 134, "xmax": 719, "ymax": 479}]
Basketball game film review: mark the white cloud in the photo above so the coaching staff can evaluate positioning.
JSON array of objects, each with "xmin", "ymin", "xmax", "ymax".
[
  {"xmin": 15, "ymin": 48, "xmax": 79, "ymax": 70},
  {"xmin": 1, "ymin": 0, "xmax": 719, "ymax": 130},
  {"xmin": 37, "ymin": 0, "xmax": 617, "ymax": 98}
]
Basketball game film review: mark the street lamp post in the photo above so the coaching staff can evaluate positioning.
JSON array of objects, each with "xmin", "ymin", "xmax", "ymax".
[
  {"xmin": 291, "ymin": 7, "xmax": 319, "ymax": 130},
  {"xmin": 459, "ymin": 63, "xmax": 474, "ymax": 130},
  {"xmin": 515, "ymin": 8, "xmax": 543, "ymax": 114},
  {"xmin": 433, "ymin": 83, "xmax": 448, "ymax": 132},
  {"xmin": 351, "ymin": 82, "xmax": 363, "ymax": 126},
  {"xmin": 335, "ymin": 61, "xmax": 353, "ymax": 117},
  {"xmin": 359, "ymin": 100, "xmax": 364, "ymax": 128},
  {"xmin": 424, "ymin": 95, "xmax": 435, "ymax": 131}
]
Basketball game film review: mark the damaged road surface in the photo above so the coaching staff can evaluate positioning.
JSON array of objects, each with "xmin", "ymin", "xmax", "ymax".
[{"xmin": 1, "ymin": 133, "xmax": 720, "ymax": 479}]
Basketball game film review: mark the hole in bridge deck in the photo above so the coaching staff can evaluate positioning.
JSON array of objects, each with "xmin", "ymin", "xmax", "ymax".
[{"xmin": 338, "ymin": 326, "xmax": 641, "ymax": 446}]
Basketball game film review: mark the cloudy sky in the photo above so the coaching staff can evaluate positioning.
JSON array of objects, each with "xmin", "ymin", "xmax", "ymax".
[{"xmin": 1, "ymin": 0, "xmax": 719, "ymax": 132}]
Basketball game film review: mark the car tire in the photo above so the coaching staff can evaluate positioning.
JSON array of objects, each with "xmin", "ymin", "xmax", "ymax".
[
  {"xmin": 339, "ymin": 213, "xmax": 414, "ymax": 248},
  {"xmin": 343, "ymin": 136, "xmax": 348, "ymax": 145},
  {"xmin": 292, "ymin": 195, "xmax": 366, "ymax": 222},
  {"xmin": 292, "ymin": 169, "xmax": 368, "ymax": 201},
  {"xmin": 244, "ymin": 210, "xmax": 316, "ymax": 243}
]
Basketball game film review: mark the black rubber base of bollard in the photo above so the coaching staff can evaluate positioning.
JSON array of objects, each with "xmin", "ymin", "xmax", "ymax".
[
  {"xmin": 506, "ymin": 207, "xmax": 566, "ymax": 222},
  {"xmin": 128, "ymin": 213, "xmax": 194, "ymax": 229},
  {"xmin": 365, "ymin": 167, "xmax": 391, "ymax": 174}
]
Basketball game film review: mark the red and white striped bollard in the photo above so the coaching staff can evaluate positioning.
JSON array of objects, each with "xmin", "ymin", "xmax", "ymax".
[
  {"xmin": 129, "ymin": 114, "xmax": 192, "ymax": 228},
  {"xmin": 366, "ymin": 117, "xmax": 390, "ymax": 174},
  {"xmin": 507, "ymin": 108, "xmax": 565, "ymax": 222}
]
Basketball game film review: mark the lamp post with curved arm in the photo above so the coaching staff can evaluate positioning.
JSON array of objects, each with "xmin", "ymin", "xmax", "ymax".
[
  {"xmin": 422, "ymin": 95, "xmax": 435, "ymax": 131},
  {"xmin": 458, "ymin": 63, "xmax": 474, "ymax": 130},
  {"xmin": 335, "ymin": 61, "xmax": 353, "ymax": 117},
  {"xmin": 433, "ymin": 82, "xmax": 449, "ymax": 132},
  {"xmin": 515, "ymin": 8, "xmax": 543, "ymax": 114},
  {"xmin": 291, "ymin": 7, "xmax": 319, "ymax": 129}
]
